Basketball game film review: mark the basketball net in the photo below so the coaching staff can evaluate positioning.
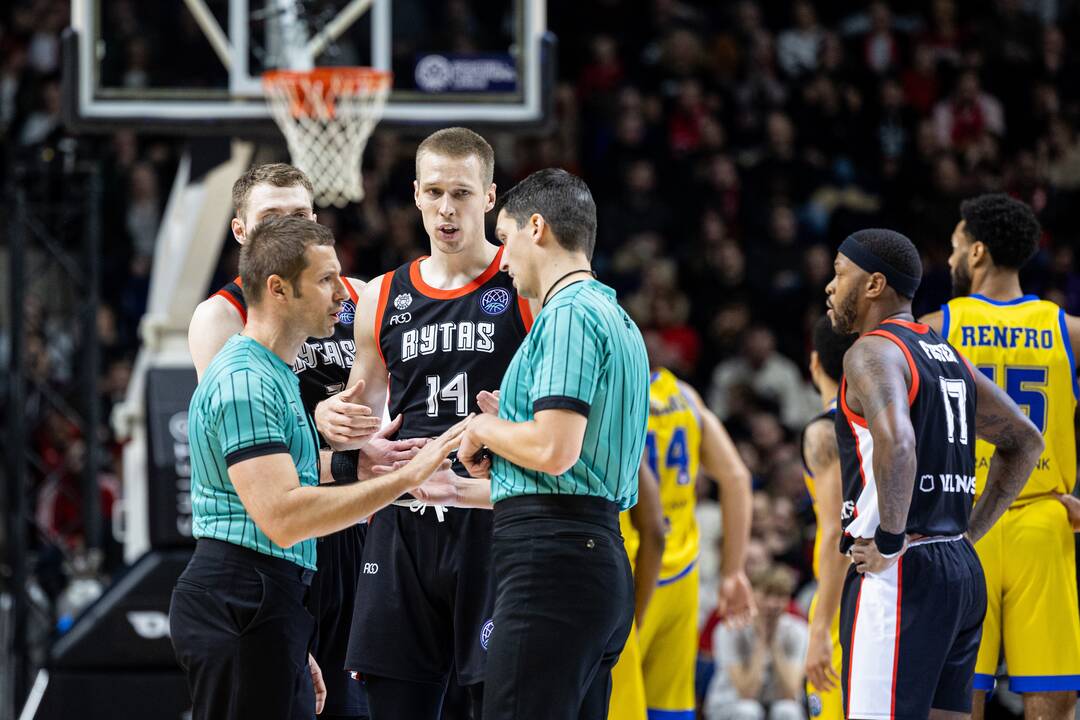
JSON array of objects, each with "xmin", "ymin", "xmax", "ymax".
[{"xmin": 263, "ymin": 67, "xmax": 391, "ymax": 208}]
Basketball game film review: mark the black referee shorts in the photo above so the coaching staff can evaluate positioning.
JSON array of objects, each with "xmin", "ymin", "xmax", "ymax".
[
  {"xmin": 482, "ymin": 495, "xmax": 634, "ymax": 720},
  {"xmin": 310, "ymin": 524, "xmax": 368, "ymax": 718},
  {"xmin": 169, "ymin": 539, "xmax": 317, "ymax": 720}
]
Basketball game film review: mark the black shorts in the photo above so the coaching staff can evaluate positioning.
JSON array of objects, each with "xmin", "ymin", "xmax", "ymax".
[
  {"xmin": 310, "ymin": 523, "xmax": 368, "ymax": 717},
  {"xmin": 169, "ymin": 539, "xmax": 317, "ymax": 720},
  {"xmin": 840, "ymin": 537, "xmax": 986, "ymax": 720},
  {"xmin": 345, "ymin": 505, "xmax": 495, "ymax": 686}
]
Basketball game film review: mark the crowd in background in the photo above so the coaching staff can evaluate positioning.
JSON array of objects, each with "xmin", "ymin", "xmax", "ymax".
[{"xmin": 4, "ymin": 0, "xmax": 1080, "ymax": 716}]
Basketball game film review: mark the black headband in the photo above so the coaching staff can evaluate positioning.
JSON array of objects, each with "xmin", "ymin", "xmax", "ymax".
[{"xmin": 838, "ymin": 236, "xmax": 921, "ymax": 299}]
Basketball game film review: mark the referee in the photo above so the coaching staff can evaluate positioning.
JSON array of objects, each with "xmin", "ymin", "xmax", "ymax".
[
  {"xmin": 457, "ymin": 169, "xmax": 650, "ymax": 720},
  {"xmin": 169, "ymin": 216, "xmax": 466, "ymax": 720}
]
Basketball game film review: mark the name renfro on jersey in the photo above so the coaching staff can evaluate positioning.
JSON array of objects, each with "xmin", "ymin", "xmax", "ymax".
[{"xmin": 401, "ymin": 321, "xmax": 497, "ymax": 362}]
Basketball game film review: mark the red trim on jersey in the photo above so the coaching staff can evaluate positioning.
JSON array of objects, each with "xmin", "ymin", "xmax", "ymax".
[
  {"xmin": 840, "ymin": 377, "xmax": 869, "ymax": 429},
  {"xmin": 518, "ymin": 295, "xmax": 534, "ymax": 332},
  {"xmin": 841, "ymin": 384, "xmax": 870, "ymax": 493},
  {"xmin": 882, "ymin": 318, "xmax": 930, "ymax": 334},
  {"xmin": 341, "ymin": 276, "xmax": 360, "ymax": 303},
  {"xmin": 408, "ymin": 247, "xmax": 504, "ymax": 300},
  {"xmin": 214, "ymin": 288, "xmax": 247, "ymax": 323},
  {"xmin": 890, "ymin": 557, "xmax": 904, "ymax": 720},
  {"xmin": 373, "ymin": 273, "xmax": 393, "ymax": 367},
  {"xmin": 847, "ymin": 581, "xmax": 865, "ymax": 720},
  {"xmin": 866, "ymin": 329, "xmax": 920, "ymax": 405}
]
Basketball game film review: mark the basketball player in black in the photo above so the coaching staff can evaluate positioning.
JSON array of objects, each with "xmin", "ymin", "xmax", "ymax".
[
  {"xmin": 315, "ymin": 128, "xmax": 534, "ymax": 719},
  {"xmin": 825, "ymin": 229, "xmax": 1043, "ymax": 720},
  {"xmin": 188, "ymin": 163, "xmax": 426, "ymax": 720}
]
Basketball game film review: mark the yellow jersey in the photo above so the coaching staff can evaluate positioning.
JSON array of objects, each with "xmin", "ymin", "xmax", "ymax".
[
  {"xmin": 801, "ymin": 402, "xmax": 837, "ymax": 580},
  {"xmin": 621, "ymin": 368, "xmax": 702, "ymax": 582},
  {"xmin": 943, "ymin": 294, "xmax": 1078, "ymax": 503}
]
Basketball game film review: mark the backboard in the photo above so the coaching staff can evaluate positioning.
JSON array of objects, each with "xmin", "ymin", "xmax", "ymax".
[{"xmin": 64, "ymin": 0, "xmax": 554, "ymax": 135}]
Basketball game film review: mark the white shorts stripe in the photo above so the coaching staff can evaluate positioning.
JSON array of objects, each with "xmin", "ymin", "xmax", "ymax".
[{"xmin": 848, "ymin": 559, "xmax": 902, "ymax": 720}]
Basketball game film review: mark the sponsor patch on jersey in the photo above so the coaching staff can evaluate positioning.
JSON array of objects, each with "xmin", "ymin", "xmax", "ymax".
[
  {"xmin": 479, "ymin": 288, "xmax": 511, "ymax": 316},
  {"xmin": 338, "ymin": 300, "xmax": 356, "ymax": 325},
  {"xmin": 394, "ymin": 292, "xmax": 413, "ymax": 311},
  {"xmin": 808, "ymin": 693, "xmax": 822, "ymax": 717},
  {"xmin": 480, "ymin": 618, "xmax": 494, "ymax": 650}
]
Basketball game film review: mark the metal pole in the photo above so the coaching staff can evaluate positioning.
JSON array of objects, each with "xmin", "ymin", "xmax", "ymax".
[
  {"xmin": 8, "ymin": 169, "xmax": 29, "ymax": 716},
  {"xmin": 81, "ymin": 166, "xmax": 103, "ymax": 553}
]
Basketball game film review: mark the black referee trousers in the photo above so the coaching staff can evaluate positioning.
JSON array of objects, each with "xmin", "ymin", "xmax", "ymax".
[
  {"xmin": 482, "ymin": 495, "xmax": 634, "ymax": 720},
  {"xmin": 170, "ymin": 539, "xmax": 317, "ymax": 720}
]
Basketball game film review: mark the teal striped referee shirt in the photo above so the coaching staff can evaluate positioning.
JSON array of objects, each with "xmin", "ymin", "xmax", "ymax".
[
  {"xmin": 188, "ymin": 334, "xmax": 320, "ymax": 569},
  {"xmin": 491, "ymin": 279, "xmax": 650, "ymax": 510}
]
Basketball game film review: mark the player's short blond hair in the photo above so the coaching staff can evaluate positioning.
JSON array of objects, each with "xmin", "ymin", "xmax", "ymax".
[
  {"xmin": 415, "ymin": 127, "xmax": 495, "ymax": 186},
  {"xmin": 232, "ymin": 163, "xmax": 314, "ymax": 220}
]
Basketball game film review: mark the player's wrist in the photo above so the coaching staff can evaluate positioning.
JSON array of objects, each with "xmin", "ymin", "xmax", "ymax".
[{"xmin": 874, "ymin": 526, "xmax": 906, "ymax": 557}]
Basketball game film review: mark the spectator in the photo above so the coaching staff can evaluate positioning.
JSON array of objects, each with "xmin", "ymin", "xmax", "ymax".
[
  {"xmin": 933, "ymin": 68, "xmax": 1005, "ymax": 151},
  {"xmin": 705, "ymin": 565, "xmax": 809, "ymax": 720},
  {"xmin": 776, "ymin": 1, "xmax": 823, "ymax": 79}
]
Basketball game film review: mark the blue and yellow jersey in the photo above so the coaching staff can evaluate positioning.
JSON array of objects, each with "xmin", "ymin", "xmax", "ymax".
[
  {"xmin": 943, "ymin": 294, "xmax": 1078, "ymax": 503},
  {"xmin": 801, "ymin": 401, "xmax": 837, "ymax": 580},
  {"xmin": 621, "ymin": 368, "xmax": 702, "ymax": 582}
]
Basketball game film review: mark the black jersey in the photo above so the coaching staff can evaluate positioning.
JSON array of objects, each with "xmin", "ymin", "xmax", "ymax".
[
  {"xmin": 836, "ymin": 319, "xmax": 977, "ymax": 554},
  {"xmin": 213, "ymin": 276, "xmax": 360, "ymax": 447},
  {"xmin": 375, "ymin": 247, "xmax": 532, "ymax": 440}
]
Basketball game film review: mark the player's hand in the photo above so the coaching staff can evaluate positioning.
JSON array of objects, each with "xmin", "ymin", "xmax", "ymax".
[
  {"xmin": 1057, "ymin": 494, "xmax": 1080, "ymax": 531},
  {"xmin": 476, "ymin": 390, "xmax": 500, "ymax": 415},
  {"xmin": 411, "ymin": 465, "xmax": 464, "ymax": 505},
  {"xmin": 400, "ymin": 415, "xmax": 472, "ymax": 486},
  {"xmin": 459, "ymin": 420, "xmax": 492, "ymax": 478},
  {"xmin": 718, "ymin": 570, "xmax": 756, "ymax": 628},
  {"xmin": 804, "ymin": 625, "xmax": 839, "ymax": 692},
  {"xmin": 308, "ymin": 653, "xmax": 326, "ymax": 715},
  {"xmin": 315, "ymin": 380, "xmax": 381, "ymax": 450},
  {"xmin": 850, "ymin": 537, "xmax": 904, "ymax": 574},
  {"xmin": 357, "ymin": 414, "xmax": 429, "ymax": 479}
]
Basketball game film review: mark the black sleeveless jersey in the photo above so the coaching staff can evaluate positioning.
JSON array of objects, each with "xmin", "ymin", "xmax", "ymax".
[
  {"xmin": 375, "ymin": 247, "xmax": 532, "ymax": 440},
  {"xmin": 835, "ymin": 319, "xmax": 977, "ymax": 554},
  {"xmin": 213, "ymin": 276, "xmax": 360, "ymax": 448}
]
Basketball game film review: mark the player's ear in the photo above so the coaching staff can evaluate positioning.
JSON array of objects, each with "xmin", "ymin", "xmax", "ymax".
[
  {"xmin": 865, "ymin": 272, "xmax": 887, "ymax": 299},
  {"xmin": 231, "ymin": 217, "xmax": 246, "ymax": 244},
  {"xmin": 970, "ymin": 240, "xmax": 988, "ymax": 267},
  {"xmin": 485, "ymin": 183, "xmax": 497, "ymax": 213},
  {"xmin": 809, "ymin": 350, "xmax": 820, "ymax": 376},
  {"xmin": 413, "ymin": 180, "xmax": 421, "ymax": 208}
]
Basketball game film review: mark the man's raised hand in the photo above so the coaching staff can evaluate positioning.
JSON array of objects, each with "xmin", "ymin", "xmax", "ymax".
[
  {"xmin": 314, "ymin": 380, "xmax": 381, "ymax": 450},
  {"xmin": 358, "ymin": 414, "xmax": 429, "ymax": 479}
]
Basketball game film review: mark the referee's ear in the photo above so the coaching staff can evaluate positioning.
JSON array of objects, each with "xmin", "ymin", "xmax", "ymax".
[{"xmin": 531, "ymin": 213, "xmax": 549, "ymax": 246}]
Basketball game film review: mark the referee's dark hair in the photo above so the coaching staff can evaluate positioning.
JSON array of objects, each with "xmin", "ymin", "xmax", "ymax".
[
  {"xmin": 813, "ymin": 315, "xmax": 857, "ymax": 383},
  {"xmin": 959, "ymin": 193, "xmax": 1040, "ymax": 270},
  {"xmin": 241, "ymin": 216, "xmax": 335, "ymax": 303},
  {"xmin": 497, "ymin": 168, "xmax": 598, "ymax": 259},
  {"xmin": 848, "ymin": 228, "xmax": 923, "ymax": 297}
]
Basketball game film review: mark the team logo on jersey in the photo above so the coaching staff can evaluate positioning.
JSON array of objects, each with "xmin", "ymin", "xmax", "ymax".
[
  {"xmin": 480, "ymin": 618, "xmax": 494, "ymax": 650},
  {"xmin": 394, "ymin": 293, "xmax": 413, "ymax": 311},
  {"xmin": 808, "ymin": 693, "xmax": 823, "ymax": 717},
  {"xmin": 479, "ymin": 288, "xmax": 511, "ymax": 316},
  {"xmin": 389, "ymin": 312, "xmax": 412, "ymax": 325},
  {"xmin": 338, "ymin": 300, "xmax": 355, "ymax": 325}
]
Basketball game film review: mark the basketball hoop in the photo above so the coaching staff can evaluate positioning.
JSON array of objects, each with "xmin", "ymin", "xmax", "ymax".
[{"xmin": 263, "ymin": 67, "xmax": 392, "ymax": 208}]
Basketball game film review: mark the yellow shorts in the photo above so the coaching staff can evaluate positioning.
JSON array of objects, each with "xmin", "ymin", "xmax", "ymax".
[
  {"xmin": 637, "ymin": 562, "xmax": 698, "ymax": 718},
  {"xmin": 609, "ymin": 620, "xmax": 647, "ymax": 720},
  {"xmin": 974, "ymin": 497, "xmax": 1080, "ymax": 693},
  {"xmin": 805, "ymin": 590, "xmax": 843, "ymax": 720}
]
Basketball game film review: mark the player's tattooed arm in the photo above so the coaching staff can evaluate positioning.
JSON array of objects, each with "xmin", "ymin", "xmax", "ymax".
[
  {"xmin": 842, "ymin": 337, "xmax": 917, "ymax": 537},
  {"xmin": 968, "ymin": 367, "xmax": 1043, "ymax": 543}
]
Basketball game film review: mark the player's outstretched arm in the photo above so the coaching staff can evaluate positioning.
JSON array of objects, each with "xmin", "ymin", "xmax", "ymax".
[
  {"xmin": 189, "ymin": 296, "xmax": 245, "ymax": 380},
  {"xmin": 680, "ymin": 382, "xmax": 755, "ymax": 627},
  {"xmin": 968, "ymin": 366, "xmax": 1043, "ymax": 542},
  {"xmin": 314, "ymin": 275, "xmax": 390, "ymax": 450},
  {"xmin": 843, "ymin": 337, "xmax": 917, "ymax": 573},
  {"xmin": 230, "ymin": 416, "xmax": 470, "ymax": 547},
  {"xmin": 628, "ymin": 458, "xmax": 665, "ymax": 625},
  {"xmin": 802, "ymin": 417, "xmax": 847, "ymax": 692}
]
